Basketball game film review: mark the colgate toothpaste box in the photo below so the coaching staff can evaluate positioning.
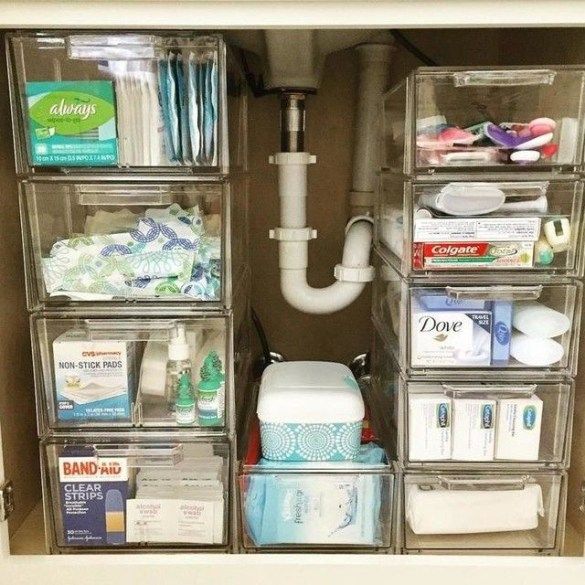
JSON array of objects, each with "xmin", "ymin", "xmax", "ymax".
[
  {"xmin": 413, "ymin": 241, "xmax": 534, "ymax": 269},
  {"xmin": 58, "ymin": 447, "xmax": 129, "ymax": 547}
]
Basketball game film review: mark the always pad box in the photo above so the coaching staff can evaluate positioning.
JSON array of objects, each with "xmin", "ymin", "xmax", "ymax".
[{"xmin": 52, "ymin": 329, "xmax": 136, "ymax": 424}]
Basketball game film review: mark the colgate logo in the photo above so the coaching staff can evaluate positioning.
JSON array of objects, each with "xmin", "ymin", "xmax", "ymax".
[{"xmin": 429, "ymin": 243, "xmax": 486, "ymax": 256}]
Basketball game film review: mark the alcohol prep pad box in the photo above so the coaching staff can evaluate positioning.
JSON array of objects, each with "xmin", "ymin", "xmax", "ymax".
[
  {"xmin": 26, "ymin": 80, "xmax": 118, "ymax": 166},
  {"xmin": 52, "ymin": 329, "xmax": 136, "ymax": 423},
  {"xmin": 58, "ymin": 447, "xmax": 128, "ymax": 547}
]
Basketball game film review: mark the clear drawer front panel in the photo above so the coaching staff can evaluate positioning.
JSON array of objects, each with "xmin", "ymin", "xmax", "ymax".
[
  {"xmin": 8, "ymin": 32, "xmax": 246, "ymax": 174},
  {"xmin": 382, "ymin": 67, "xmax": 585, "ymax": 174},
  {"xmin": 238, "ymin": 417, "xmax": 396, "ymax": 552},
  {"xmin": 32, "ymin": 315, "xmax": 231, "ymax": 432},
  {"xmin": 402, "ymin": 471, "xmax": 565, "ymax": 554},
  {"xmin": 376, "ymin": 177, "xmax": 584, "ymax": 277},
  {"xmin": 373, "ymin": 254, "xmax": 582, "ymax": 377},
  {"xmin": 42, "ymin": 437, "xmax": 230, "ymax": 552},
  {"xmin": 20, "ymin": 180, "xmax": 248, "ymax": 310}
]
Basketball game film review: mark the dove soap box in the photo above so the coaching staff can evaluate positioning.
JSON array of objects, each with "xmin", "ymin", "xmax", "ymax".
[
  {"xmin": 25, "ymin": 80, "xmax": 118, "ymax": 166},
  {"xmin": 410, "ymin": 297, "xmax": 492, "ymax": 367},
  {"xmin": 52, "ymin": 329, "xmax": 136, "ymax": 423}
]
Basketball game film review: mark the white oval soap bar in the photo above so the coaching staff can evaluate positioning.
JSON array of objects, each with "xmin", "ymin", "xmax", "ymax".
[
  {"xmin": 513, "ymin": 301, "xmax": 570, "ymax": 338},
  {"xmin": 510, "ymin": 333, "xmax": 564, "ymax": 366}
]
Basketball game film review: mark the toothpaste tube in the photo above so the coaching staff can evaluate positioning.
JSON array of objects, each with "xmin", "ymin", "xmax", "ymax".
[{"xmin": 413, "ymin": 241, "xmax": 534, "ymax": 269}]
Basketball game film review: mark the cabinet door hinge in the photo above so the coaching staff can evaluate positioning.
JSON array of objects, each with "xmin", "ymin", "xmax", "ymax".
[{"xmin": 0, "ymin": 480, "xmax": 14, "ymax": 522}]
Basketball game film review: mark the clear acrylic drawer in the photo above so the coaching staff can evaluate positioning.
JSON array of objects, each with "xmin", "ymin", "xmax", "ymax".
[
  {"xmin": 42, "ymin": 435, "xmax": 230, "ymax": 552},
  {"xmin": 376, "ymin": 176, "xmax": 584, "ymax": 277},
  {"xmin": 238, "ymin": 419, "xmax": 395, "ymax": 552},
  {"xmin": 382, "ymin": 67, "xmax": 585, "ymax": 175},
  {"xmin": 372, "ymin": 253, "xmax": 582, "ymax": 377},
  {"xmin": 32, "ymin": 315, "xmax": 232, "ymax": 433},
  {"xmin": 20, "ymin": 180, "xmax": 248, "ymax": 310},
  {"xmin": 402, "ymin": 471, "xmax": 565, "ymax": 554},
  {"xmin": 8, "ymin": 32, "xmax": 246, "ymax": 175}
]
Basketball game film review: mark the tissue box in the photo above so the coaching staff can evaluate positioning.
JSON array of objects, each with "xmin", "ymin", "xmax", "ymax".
[
  {"xmin": 53, "ymin": 329, "xmax": 136, "ymax": 423},
  {"xmin": 257, "ymin": 362, "xmax": 365, "ymax": 462}
]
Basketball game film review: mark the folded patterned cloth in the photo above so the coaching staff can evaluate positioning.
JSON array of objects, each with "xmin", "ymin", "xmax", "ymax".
[{"xmin": 43, "ymin": 204, "xmax": 221, "ymax": 300}]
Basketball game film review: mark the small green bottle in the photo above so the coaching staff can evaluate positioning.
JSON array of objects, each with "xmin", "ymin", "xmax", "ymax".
[
  {"xmin": 175, "ymin": 373, "xmax": 195, "ymax": 426},
  {"xmin": 198, "ymin": 354, "xmax": 222, "ymax": 426}
]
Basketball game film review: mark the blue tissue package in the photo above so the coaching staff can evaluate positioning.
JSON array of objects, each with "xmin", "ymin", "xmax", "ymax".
[
  {"xmin": 491, "ymin": 300, "xmax": 513, "ymax": 365},
  {"xmin": 244, "ymin": 445, "xmax": 387, "ymax": 546},
  {"xmin": 58, "ymin": 447, "xmax": 128, "ymax": 547}
]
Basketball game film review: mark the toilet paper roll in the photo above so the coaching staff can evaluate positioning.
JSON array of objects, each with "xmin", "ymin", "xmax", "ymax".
[
  {"xmin": 510, "ymin": 333, "xmax": 564, "ymax": 366},
  {"xmin": 512, "ymin": 301, "xmax": 570, "ymax": 339}
]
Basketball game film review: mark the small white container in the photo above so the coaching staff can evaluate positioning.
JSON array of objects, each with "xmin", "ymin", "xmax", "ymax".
[{"xmin": 257, "ymin": 362, "xmax": 365, "ymax": 462}]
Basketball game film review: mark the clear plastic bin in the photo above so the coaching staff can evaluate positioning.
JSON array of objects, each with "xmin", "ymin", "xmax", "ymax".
[
  {"xmin": 376, "ymin": 176, "xmax": 584, "ymax": 278},
  {"xmin": 372, "ymin": 253, "xmax": 582, "ymax": 377},
  {"xmin": 401, "ymin": 471, "xmax": 565, "ymax": 554},
  {"xmin": 382, "ymin": 67, "xmax": 585, "ymax": 175},
  {"xmin": 41, "ymin": 435, "xmax": 230, "ymax": 552},
  {"xmin": 20, "ymin": 180, "xmax": 248, "ymax": 310},
  {"xmin": 370, "ymin": 327, "xmax": 573, "ymax": 468},
  {"xmin": 32, "ymin": 315, "xmax": 232, "ymax": 433},
  {"xmin": 7, "ymin": 32, "xmax": 247, "ymax": 175},
  {"xmin": 238, "ymin": 418, "xmax": 395, "ymax": 552}
]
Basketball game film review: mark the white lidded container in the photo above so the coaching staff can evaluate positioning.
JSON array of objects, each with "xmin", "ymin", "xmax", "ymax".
[{"xmin": 257, "ymin": 361, "xmax": 365, "ymax": 462}]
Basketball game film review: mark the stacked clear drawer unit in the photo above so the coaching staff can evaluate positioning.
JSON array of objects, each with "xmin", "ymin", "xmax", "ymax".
[
  {"xmin": 372, "ymin": 66, "xmax": 585, "ymax": 555},
  {"xmin": 7, "ymin": 31, "xmax": 251, "ymax": 553},
  {"xmin": 236, "ymin": 381, "xmax": 397, "ymax": 553}
]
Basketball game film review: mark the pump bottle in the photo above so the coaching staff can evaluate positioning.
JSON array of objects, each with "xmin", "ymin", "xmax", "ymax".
[{"xmin": 165, "ymin": 323, "xmax": 192, "ymax": 412}]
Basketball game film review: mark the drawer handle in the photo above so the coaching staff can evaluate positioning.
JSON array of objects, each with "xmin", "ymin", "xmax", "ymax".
[
  {"xmin": 441, "ymin": 383, "xmax": 537, "ymax": 398},
  {"xmin": 92, "ymin": 444, "xmax": 184, "ymax": 467},
  {"xmin": 67, "ymin": 34, "xmax": 159, "ymax": 60},
  {"xmin": 84, "ymin": 319, "xmax": 181, "ymax": 341},
  {"xmin": 452, "ymin": 70, "xmax": 556, "ymax": 87},
  {"xmin": 437, "ymin": 476, "xmax": 529, "ymax": 491},
  {"xmin": 76, "ymin": 187, "xmax": 174, "ymax": 206},
  {"xmin": 445, "ymin": 285, "xmax": 542, "ymax": 301}
]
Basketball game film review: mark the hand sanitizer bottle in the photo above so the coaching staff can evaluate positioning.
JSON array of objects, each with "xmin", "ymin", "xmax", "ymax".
[
  {"xmin": 165, "ymin": 323, "xmax": 192, "ymax": 412},
  {"xmin": 175, "ymin": 373, "xmax": 196, "ymax": 426}
]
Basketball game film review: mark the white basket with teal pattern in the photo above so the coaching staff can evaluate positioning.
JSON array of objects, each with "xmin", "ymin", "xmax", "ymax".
[{"xmin": 257, "ymin": 361, "xmax": 365, "ymax": 462}]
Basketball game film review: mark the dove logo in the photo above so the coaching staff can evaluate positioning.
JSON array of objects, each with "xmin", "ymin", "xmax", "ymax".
[{"xmin": 417, "ymin": 316, "xmax": 463, "ymax": 334}]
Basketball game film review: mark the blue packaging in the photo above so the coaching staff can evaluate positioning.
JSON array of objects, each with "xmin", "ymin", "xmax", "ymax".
[
  {"xmin": 58, "ymin": 447, "xmax": 128, "ymax": 547},
  {"xmin": 416, "ymin": 293, "xmax": 491, "ymax": 311},
  {"xmin": 491, "ymin": 300, "xmax": 513, "ymax": 365}
]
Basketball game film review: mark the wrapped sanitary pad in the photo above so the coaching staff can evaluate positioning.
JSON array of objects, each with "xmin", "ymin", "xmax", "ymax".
[{"xmin": 42, "ymin": 204, "xmax": 220, "ymax": 301}]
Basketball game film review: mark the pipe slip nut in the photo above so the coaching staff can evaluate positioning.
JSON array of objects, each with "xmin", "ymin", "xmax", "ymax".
[
  {"xmin": 269, "ymin": 152, "xmax": 317, "ymax": 165},
  {"xmin": 269, "ymin": 227, "xmax": 318, "ymax": 241},
  {"xmin": 334, "ymin": 263, "xmax": 375, "ymax": 283}
]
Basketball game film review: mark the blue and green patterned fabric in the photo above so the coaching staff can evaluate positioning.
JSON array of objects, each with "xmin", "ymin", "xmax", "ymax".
[{"xmin": 42, "ymin": 204, "xmax": 221, "ymax": 300}]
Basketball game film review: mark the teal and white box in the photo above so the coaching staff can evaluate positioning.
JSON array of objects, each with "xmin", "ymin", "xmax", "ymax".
[
  {"xmin": 257, "ymin": 362, "xmax": 364, "ymax": 462},
  {"xmin": 25, "ymin": 80, "xmax": 118, "ymax": 166},
  {"xmin": 52, "ymin": 329, "xmax": 136, "ymax": 423}
]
